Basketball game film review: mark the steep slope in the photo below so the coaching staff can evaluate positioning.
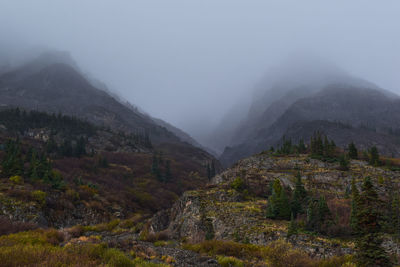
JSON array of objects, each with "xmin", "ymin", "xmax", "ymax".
[
  {"xmin": 0, "ymin": 61, "xmax": 180, "ymax": 144},
  {"xmin": 144, "ymin": 151, "xmax": 400, "ymax": 265},
  {"xmin": 220, "ymin": 85, "xmax": 400, "ymax": 166},
  {"xmin": 218, "ymin": 56, "xmax": 400, "ymax": 167},
  {"xmin": 0, "ymin": 51, "xmax": 215, "ymax": 149}
]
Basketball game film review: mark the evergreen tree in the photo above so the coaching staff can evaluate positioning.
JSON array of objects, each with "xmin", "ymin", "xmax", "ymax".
[
  {"xmin": 391, "ymin": 193, "xmax": 400, "ymax": 237},
  {"xmin": 74, "ymin": 136, "xmax": 86, "ymax": 157},
  {"xmin": 210, "ymin": 161, "xmax": 216, "ymax": 178},
  {"xmin": 355, "ymin": 176, "xmax": 392, "ymax": 267},
  {"xmin": 339, "ymin": 154, "xmax": 350, "ymax": 171},
  {"xmin": 277, "ymin": 188, "xmax": 291, "ymax": 220},
  {"xmin": 151, "ymin": 152, "xmax": 159, "ymax": 176},
  {"xmin": 291, "ymin": 172, "xmax": 307, "ymax": 218},
  {"xmin": 164, "ymin": 160, "xmax": 172, "ymax": 182},
  {"xmin": 28, "ymin": 149, "xmax": 40, "ymax": 181},
  {"xmin": 206, "ymin": 163, "xmax": 211, "ymax": 181},
  {"xmin": 144, "ymin": 131, "xmax": 152, "ymax": 148},
  {"xmin": 348, "ymin": 142, "xmax": 358, "ymax": 159},
  {"xmin": 369, "ymin": 146, "xmax": 380, "ymax": 166},
  {"xmin": 266, "ymin": 179, "xmax": 282, "ymax": 219},
  {"xmin": 350, "ymin": 179, "xmax": 359, "ymax": 234},
  {"xmin": 280, "ymin": 136, "xmax": 293, "ymax": 155},
  {"xmin": 60, "ymin": 139, "xmax": 73, "ymax": 157},
  {"xmin": 297, "ymin": 139, "xmax": 306, "ymax": 154},
  {"xmin": 306, "ymin": 196, "xmax": 331, "ymax": 233},
  {"xmin": 266, "ymin": 179, "xmax": 291, "ymax": 220},
  {"xmin": 287, "ymin": 213, "xmax": 298, "ymax": 237},
  {"xmin": 1, "ymin": 139, "xmax": 24, "ymax": 177},
  {"xmin": 46, "ymin": 137, "xmax": 58, "ymax": 154}
]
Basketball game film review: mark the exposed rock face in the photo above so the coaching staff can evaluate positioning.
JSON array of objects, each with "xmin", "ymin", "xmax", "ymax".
[
  {"xmin": 0, "ymin": 190, "xmax": 118, "ymax": 228},
  {"xmin": 148, "ymin": 153, "xmax": 400, "ymax": 259}
]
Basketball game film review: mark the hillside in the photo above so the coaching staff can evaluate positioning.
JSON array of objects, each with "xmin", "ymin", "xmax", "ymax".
[
  {"xmin": 2, "ymin": 138, "xmax": 400, "ymax": 266},
  {"xmin": 219, "ymin": 78, "xmax": 400, "ymax": 167},
  {"xmin": 0, "ymin": 108, "xmax": 219, "ymax": 230},
  {"xmin": 0, "ymin": 51, "xmax": 202, "ymax": 146}
]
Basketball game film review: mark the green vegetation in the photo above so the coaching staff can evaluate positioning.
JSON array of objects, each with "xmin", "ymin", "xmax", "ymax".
[
  {"xmin": 354, "ymin": 177, "xmax": 392, "ymax": 266},
  {"xmin": 266, "ymin": 179, "xmax": 291, "ymax": 220},
  {"xmin": 369, "ymin": 146, "xmax": 381, "ymax": 166},
  {"xmin": 0, "ymin": 108, "xmax": 96, "ymax": 137},
  {"xmin": 183, "ymin": 240, "xmax": 354, "ymax": 267},
  {"xmin": 348, "ymin": 142, "xmax": 358, "ymax": 159},
  {"xmin": 151, "ymin": 152, "xmax": 174, "ymax": 183},
  {"xmin": 0, "ymin": 229, "xmax": 167, "ymax": 267},
  {"xmin": 2, "ymin": 139, "xmax": 65, "ymax": 189},
  {"xmin": 206, "ymin": 161, "xmax": 216, "ymax": 181}
]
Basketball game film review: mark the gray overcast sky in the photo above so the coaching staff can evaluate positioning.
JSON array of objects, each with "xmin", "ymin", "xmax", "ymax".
[{"xmin": 0, "ymin": 0, "xmax": 399, "ymax": 142}]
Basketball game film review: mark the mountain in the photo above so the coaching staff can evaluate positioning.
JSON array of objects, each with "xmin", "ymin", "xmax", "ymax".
[
  {"xmin": 218, "ymin": 58, "xmax": 400, "ymax": 166},
  {"xmin": 0, "ymin": 51, "xmax": 201, "ymax": 146}
]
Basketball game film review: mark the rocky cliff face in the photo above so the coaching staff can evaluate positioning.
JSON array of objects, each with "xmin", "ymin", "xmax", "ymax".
[{"xmin": 147, "ymin": 152, "xmax": 400, "ymax": 259}]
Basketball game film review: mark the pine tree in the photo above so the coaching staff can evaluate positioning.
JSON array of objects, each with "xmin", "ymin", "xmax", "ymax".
[
  {"xmin": 266, "ymin": 193, "xmax": 277, "ymax": 219},
  {"xmin": 348, "ymin": 142, "xmax": 358, "ymax": 159},
  {"xmin": 74, "ymin": 136, "xmax": 86, "ymax": 157},
  {"xmin": 355, "ymin": 176, "xmax": 392, "ymax": 267},
  {"xmin": 306, "ymin": 196, "xmax": 331, "ymax": 233},
  {"xmin": 369, "ymin": 146, "xmax": 380, "ymax": 166},
  {"xmin": 206, "ymin": 163, "xmax": 211, "ymax": 181},
  {"xmin": 350, "ymin": 179, "xmax": 359, "ymax": 234},
  {"xmin": 317, "ymin": 196, "xmax": 330, "ymax": 225},
  {"xmin": 151, "ymin": 152, "xmax": 161, "ymax": 180},
  {"xmin": 1, "ymin": 140, "xmax": 24, "ymax": 177},
  {"xmin": 287, "ymin": 213, "xmax": 298, "ymax": 237},
  {"xmin": 164, "ymin": 160, "xmax": 172, "ymax": 182},
  {"xmin": 297, "ymin": 139, "xmax": 306, "ymax": 154},
  {"xmin": 291, "ymin": 172, "xmax": 307, "ymax": 218},
  {"xmin": 277, "ymin": 188, "xmax": 291, "ymax": 220},
  {"xmin": 266, "ymin": 179, "xmax": 291, "ymax": 220},
  {"xmin": 266, "ymin": 179, "xmax": 282, "ymax": 219},
  {"xmin": 210, "ymin": 161, "xmax": 216, "ymax": 177},
  {"xmin": 60, "ymin": 139, "xmax": 73, "ymax": 157},
  {"xmin": 339, "ymin": 154, "xmax": 350, "ymax": 171},
  {"xmin": 28, "ymin": 149, "xmax": 40, "ymax": 181},
  {"xmin": 391, "ymin": 193, "xmax": 400, "ymax": 237}
]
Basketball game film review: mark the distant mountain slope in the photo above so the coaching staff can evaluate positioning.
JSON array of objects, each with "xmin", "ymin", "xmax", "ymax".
[
  {"xmin": 219, "ymin": 59, "xmax": 400, "ymax": 166},
  {"xmin": 0, "ymin": 52, "xmax": 194, "ymax": 146}
]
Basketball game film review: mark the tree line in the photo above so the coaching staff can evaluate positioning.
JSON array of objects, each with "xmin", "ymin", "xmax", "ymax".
[{"xmin": 1, "ymin": 139, "xmax": 64, "ymax": 189}]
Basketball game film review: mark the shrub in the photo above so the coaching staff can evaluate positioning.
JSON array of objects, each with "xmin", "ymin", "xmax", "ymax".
[
  {"xmin": 9, "ymin": 175, "xmax": 23, "ymax": 185},
  {"xmin": 0, "ymin": 229, "xmax": 167, "ymax": 267},
  {"xmin": 31, "ymin": 190, "xmax": 47, "ymax": 206},
  {"xmin": 231, "ymin": 177, "xmax": 245, "ymax": 192},
  {"xmin": 0, "ymin": 216, "xmax": 37, "ymax": 236},
  {"xmin": 217, "ymin": 255, "xmax": 244, "ymax": 267}
]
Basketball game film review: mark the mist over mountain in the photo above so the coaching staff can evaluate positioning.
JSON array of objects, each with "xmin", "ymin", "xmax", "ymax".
[
  {"xmin": 217, "ymin": 58, "xmax": 400, "ymax": 166},
  {"xmin": 2, "ymin": 2, "xmax": 400, "ymax": 266},
  {"xmin": 0, "ymin": 50, "xmax": 214, "ymax": 152}
]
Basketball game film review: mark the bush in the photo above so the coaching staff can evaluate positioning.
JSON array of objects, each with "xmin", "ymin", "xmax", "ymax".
[
  {"xmin": 0, "ymin": 229, "xmax": 167, "ymax": 267},
  {"xmin": 217, "ymin": 255, "xmax": 244, "ymax": 267},
  {"xmin": 31, "ymin": 190, "xmax": 47, "ymax": 206},
  {"xmin": 0, "ymin": 216, "xmax": 37, "ymax": 236},
  {"xmin": 231, "ymin": 177, "xmax": 245, "ymax": 192},
  {"xmin": 9, "ymin": 175, "xmax": 23, "ymax": 185}
]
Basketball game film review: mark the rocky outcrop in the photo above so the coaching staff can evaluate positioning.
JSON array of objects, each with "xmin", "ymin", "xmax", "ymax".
[{"xmin": 148, "ymin": 153, "xmax": 400, "ymax": 259}]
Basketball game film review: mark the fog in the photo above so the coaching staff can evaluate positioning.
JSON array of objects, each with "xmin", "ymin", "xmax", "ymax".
[{"xmin": 0, "ymin": 0, "xmax": 399, "ymax": 146}]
